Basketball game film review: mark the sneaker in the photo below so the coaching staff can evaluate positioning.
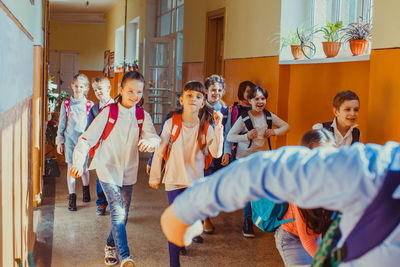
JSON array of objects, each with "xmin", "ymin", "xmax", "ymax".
[
  {"xmin": 192, "ymin": 235, "xmax": 203, "ymax": 243},
  {"xmin": 242, "ymin": 217, "xmax": 255, "ymax": 238},
  {"xmin": 96, "ymin": 205, "xmax": 107, "ymax": 216},
  {"xmin": 120, "ymin": 256, "xmax": 135, "ymax": 267},
  {"xmin": 203, "ymin": 217, "xmax": 215, "ymax": 234},
  {"xmin": 104, "ymin": 246, "xmax": 118, "ymax": 266}
]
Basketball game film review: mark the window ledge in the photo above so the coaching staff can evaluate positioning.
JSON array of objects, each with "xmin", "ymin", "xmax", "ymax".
[{"xmin": 279, "ymin": 54, "xmax": 370, "ymax": 65}]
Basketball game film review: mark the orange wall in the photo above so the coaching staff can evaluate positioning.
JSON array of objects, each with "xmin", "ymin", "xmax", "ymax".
[{"xmin": 367, "ymin": 49, "xmax": 400, "ymax": 144}]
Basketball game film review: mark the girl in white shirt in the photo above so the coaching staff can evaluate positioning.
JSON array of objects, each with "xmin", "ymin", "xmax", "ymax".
[
  {"xmin": 70, "ymin": 71, "xmax": 160, "ymax": 267},
  {"xmin": 149, "ymin": 81, "xmax": 224, "ymax": 267},
  {"xmin": 227, "ymin": 85, "xmax": 290, "ymax": 238}
]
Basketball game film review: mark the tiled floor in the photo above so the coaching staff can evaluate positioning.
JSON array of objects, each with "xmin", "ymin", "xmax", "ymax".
[{"xmin": 34, "ymin": 158, "xmax": 284, "ymax": 267}]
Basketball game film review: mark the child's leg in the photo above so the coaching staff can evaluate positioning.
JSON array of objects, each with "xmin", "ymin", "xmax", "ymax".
[
  {"xmin": 274, "ymin": 226, "xmax": 313, "ymax": 266},
  {"xmin": 81, "ymin": 165, "xmax": 90, "ymax": 186},
  {"xmin": 96, "ymin": 178, "xmax": 108, "ymax": 207},
  {"xmin": 167, "ymin": 188, "xmax": 186, "ymax": 267},
  {"xmin": 67, "ymin": 163, "xmax": 76, "ymax": 194},
  {"xmin": 100, "ymin": 181, "xmax": 133, "ymax": 261}
]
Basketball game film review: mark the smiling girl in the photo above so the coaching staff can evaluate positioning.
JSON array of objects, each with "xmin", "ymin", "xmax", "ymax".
[
  {"xmin": 227, "ymin": 85, "xmax": 290, "ymax": 238},
  {"xmin": 70, "ymin": 71, "xmax": 160, "ymax": 267}
]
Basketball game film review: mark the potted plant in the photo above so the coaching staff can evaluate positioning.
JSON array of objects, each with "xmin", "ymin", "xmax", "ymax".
[
  {"xmin": 116, "ymin": 64, "xmax": 124, "ymax": 72},
  {"xmin": 342, "ymin": 17, "xmax": 372, "ymax": 56},
  {"xmin": 280, "ymin": 27, "xmax": 316, "ymax": 60},
  {"xmin": 317, "ymin": 21, "xmax": 344, "ymax": 58}
]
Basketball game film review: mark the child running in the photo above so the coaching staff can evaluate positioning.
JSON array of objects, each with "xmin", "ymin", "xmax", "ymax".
[
  {"xmin": 56, "ymin": 74, "xmax": 93, "ymax": 211},
  {"xmin": 149, "ymin": 81, "xmax": 224, "ymax": 267},
  {"xmin": 86, "ymin": 76, "xmax": 114, "ymax": 216},
  {"xmin": 227, "ymin": 85, "xmax": 290, "ymax": 237},
  {"xmin": 274, "ymin": 129, "xmax": 335, "ymax": 266},
  {"xmin": 313, "ymin": 90, "xmax": 361, "ymax": 147},
  {"xmin": 70, "ymin": 71, "xmax": 160, "ymax": 267}
]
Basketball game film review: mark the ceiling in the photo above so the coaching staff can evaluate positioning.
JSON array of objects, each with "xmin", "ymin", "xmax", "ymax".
[{"xmin": 50, "ymin": 0, "xmax": 120, "ymax": 23}]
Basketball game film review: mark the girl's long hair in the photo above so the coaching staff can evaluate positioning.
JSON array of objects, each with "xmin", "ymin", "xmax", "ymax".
[
  {"xmin": 183, "ymin": 81, "xmax": 214, "ymax": 134},
  {"xmin": 297, "ymin": 128, "xmax": 336, "ymax": 236},
  {"xmin": 114, "ymin": 71, "xmax": 145, "ymax": 106}
]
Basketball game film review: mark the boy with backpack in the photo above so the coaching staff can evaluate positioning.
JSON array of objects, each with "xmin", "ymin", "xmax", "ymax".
[
  {"xmin": 313, "ymin": 90, "xmax": 361, "ymax": 146},
  {"xmin": 86, "ymin": 76, "xmax": 114, "ymax": 215},
  {"xmin": 160, "ymin": 141, "xmax": 400, "ymax": 267}
]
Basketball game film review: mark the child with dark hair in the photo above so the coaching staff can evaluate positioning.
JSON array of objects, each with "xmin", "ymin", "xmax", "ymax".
[
  {"xmin": 227, "ymin": 85, "xmax": 290, "ymax": 237},
  {"xmin": 70, "ymin": 71, "xmax": 160, "ymax": 266},
  {"xmin": 56, "ymin": 73, "xmax": 93, "ymax": 211},
  {"xmin": 313, "ymin": 90, "xmax": 361, "ymax": 147},
  {"xmin": 149, "ymin": 81, "xmax": 224, "ymax": 267},
  {"xmin": 274, "ymin": 129, "xmax": 335, "ymax": 266},
  {"xmin": 229, "ymin": 80, "xmax": 254, "ymax": 131}
]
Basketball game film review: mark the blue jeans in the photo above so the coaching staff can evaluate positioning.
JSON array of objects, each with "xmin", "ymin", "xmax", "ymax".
[
  {"xmin": 274, "ymin": 226, "xmax": 313, "ymax": 266},
  {"xmin": 96, "ymin": 178, "xmax": 108, "ymax": 207},
  {"xmin": 167, "ymin": 188, "xmax": 186, "ymax": 267},
  {"xmin": 100, "ymin": 181, "xmax": 133, "ymax": 261}
]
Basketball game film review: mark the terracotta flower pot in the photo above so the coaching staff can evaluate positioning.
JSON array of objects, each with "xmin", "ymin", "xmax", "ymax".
[
  {"xmin": 291, "ymin": 45, "xmax": 305, "ymax": 60},
  {"xmin": 349, "ymin": 40, "xmax": 368, "ymax": 56},
  {"xmin": 322, "ymin": 42, "xmax": 341, "ymax": 58}
]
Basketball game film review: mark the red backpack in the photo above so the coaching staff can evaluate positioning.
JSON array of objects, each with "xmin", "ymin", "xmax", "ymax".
[
  {"xmin": 63, "ymin": 99, "xmax": 93, "ymax": 127},
  {"xmin": 163, "ymin": 113, "xmax": 213, "ymax": 169},
  {"xmin": 88, "ymin": 103, "xmax": 144, "ymax": 158}
]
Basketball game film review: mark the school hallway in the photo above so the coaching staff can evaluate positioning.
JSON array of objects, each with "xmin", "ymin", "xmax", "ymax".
[{"xmin": 33, "ymin": 158, "xmax": 284, "ymax": 267}]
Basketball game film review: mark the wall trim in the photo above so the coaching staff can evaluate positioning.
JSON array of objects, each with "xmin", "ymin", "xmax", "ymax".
[{"xmin": 0, "ymin": 0, "xmax": 33, "ymax": 41}]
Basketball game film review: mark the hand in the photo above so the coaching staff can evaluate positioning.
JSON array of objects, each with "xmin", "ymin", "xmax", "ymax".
[
  {"xmin": 149, "ymin": 183, "xmax": 159, "ymax": 189},
  {"xmin": 160, "ymin": 204, "xmax": 189, "ymax": 247},
  {"xmin": 69, "ymin": 166, "xmax": 83, "ymax": 178},
  {"xmin": 138, "ymin": 140, "xmax": 154, "ymax": 152},
  {"xmin": 146, "ymin": 165, "xmax": 151, "ymax": 175},
  {"xmin": 247, "ymin": 129, "xmax": 258, "ymax": 140},
  {"xmin": 221, "ymin": 153, "xmax": 230, "ymax": 166},
  {"xmin": 57, "ymin": 144, "xmax": 64, "ymax": 155},
  {"xmin": 264, "ymin": 129, "xmax": 276, "ymax": 138},
  {"xmin": 213, "ymin": 110, "xmax": 223, "ymax": 126}
]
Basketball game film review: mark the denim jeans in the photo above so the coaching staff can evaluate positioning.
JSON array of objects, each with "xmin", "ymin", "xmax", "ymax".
[
  {"xmin": 100, "ymin": 181, "xmax": 133, "ymax": 261},
  {"xmin": 96, "ymin": 178, "xmax": 108, "ymax": 207},
  {"xmin": 274, "ymin": 226, "xmax": 313, "ymax": 266},
  {"xmin": 167, "ymin": 188, "xmax": 186, "ymax": 267}
]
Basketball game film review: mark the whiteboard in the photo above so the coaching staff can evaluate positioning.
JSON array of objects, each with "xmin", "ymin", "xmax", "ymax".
[{"xmin": 0, "ymin": 7, "xmax": 34, "ymax": 114}]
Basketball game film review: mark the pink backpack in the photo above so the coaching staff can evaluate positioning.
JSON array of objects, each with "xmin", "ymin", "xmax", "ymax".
[{"xmin": 88, "ymin": 103, "xmax": 144, "ymax": 158}]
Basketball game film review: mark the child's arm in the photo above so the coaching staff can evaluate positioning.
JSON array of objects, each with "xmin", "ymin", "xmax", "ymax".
[
  {"xmin": 227, "ymin": 117, "xmax": 256, "ymax": 143},
  {"xmin": 222, "ymin": 111, "xmax": 233, "ymax": 165},
  {"xmin": 169, "ymin": 142, "xmax": 398, "ymax": 226},
  {"xmin": 138, "ymin": 111, "xmax": 161, "ymax": 153},
  {"xmin": 149, "ymin": 118, "xmax": 172, "ymax": 188},
  {"xmin": 56, "ymin": 101, "xmax": 68, "ymax": 154},
  {"xmin": 267, "ymin": 113, "xmax": 290, "ymax": 136},
  {"xmin": 205, "ymin": 111, "xmax": 224, "ymax": 158},
  {"xmin": 70, "ymin": 107, "xmax": 109, "ymax": 177}
]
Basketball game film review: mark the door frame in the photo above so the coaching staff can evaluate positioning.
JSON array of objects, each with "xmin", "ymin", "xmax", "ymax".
[{"xmin": 204, "ymin": 7, "xmax": 226, "ymax": 77}]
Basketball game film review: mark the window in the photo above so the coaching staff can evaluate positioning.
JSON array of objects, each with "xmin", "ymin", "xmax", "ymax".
[
  {"xmin": 280, "ymin": 0, "xmax": 373, "ymax": 62},
  {"xmin": 114, "ymin": 17, "xmax": 140, "ymax": 70},
  {"xmin": 157, "ymin": 0, "xmax": 184, "ymax": 37}
]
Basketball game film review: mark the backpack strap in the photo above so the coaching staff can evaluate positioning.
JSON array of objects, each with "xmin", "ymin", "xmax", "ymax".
[
  {"xmin": 163, "ymin": 113, "xmax": 182, "ymax": 162},
  {"xmin": 135, "ymin": 105, "xmax": 145, "ymax": 139},
  {"xmin": 322, "ymin": 121, "xmax": 335, "ymax": 133},
  {"xmin": 86, "ymin": 100, "xmax": 93, "ymax": 117},
  {"xmin": 88, "ymin": 103, "xmax": 119, "ymax": 158},
  {"xmin": 241, "ymin": 111, "xmax": 254, "ymax": 149},
  {"xmin": 263, "ymin": 109, "xmax": 273, "ymax": 150},
  {"xmin": 351, "ymin": 128, "xmax": 360, "ymax": 144},
  {"xmin": 221, "ymin": 106, "xmax": 229, "ymax": 127},
  {"xmin": 331, "ymin": 170, "xmax": 400, "ymax": 264},
  {"xmin": 64, "ymin": 99, "xmax": 71, "ymax": 117}
]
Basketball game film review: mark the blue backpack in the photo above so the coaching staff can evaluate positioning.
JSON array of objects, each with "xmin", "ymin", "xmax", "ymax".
[{"xmin": 251, "ymin": 198, "xmax": 295, "ymax": 232}]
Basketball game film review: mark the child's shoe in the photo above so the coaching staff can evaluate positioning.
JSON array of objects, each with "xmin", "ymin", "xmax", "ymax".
[
  {"xmin": 120, "ymin": 256, "xmax": 135, "ymax": 267},
  {"xmin": 179, "ymin": 247, "xmax": 187, "ymax": 256},
  {"xmin": 104, "ymin": 245, "xmax": 118, "ymax": 266},
  {"xmin": 192, "ymin": 235, "xmax": 203, "ymax": 243},
  {"xmin": 68, "ymin": 193, "xmax": 77, "ymax": 211},
  {"xmin": 82, "ymin": 185, "xmax": 91, "ymax": 202},
  {"xmin": 242, "ymin": 217, "xmax": 255, "ymax": 238},
  {"xmin": 96, "ymin": 205, "xmax": 107, "ymax": 216},
  {"xmin": 203, "ymin": 217, "xmax": 215, "ymax": 234}
]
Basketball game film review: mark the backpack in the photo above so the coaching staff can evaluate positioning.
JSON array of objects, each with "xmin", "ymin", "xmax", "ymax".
[
  {"xmin": 221, "ymin": 105, "xmax": 229, "ymax": 127},
  {"xmin": 229, "ymin": 102, "xmax": 251, "ymax": 127},
  {"xmin": 322, "ymin": 121, "xmax": 360, "ymax": 144},
  {"xmin": 88, "ymin": 103, "xmax": 144, "ymax": 158},
  {"xmin": 251, "ymin": 198, "xmax": 295, "ymax": 232},
  {"xmin": 241, "ymin": 109, "xmax": 273, "ymax": 150},
  {"xmin": 163, "ymin": 113, "xmax": 213, "ymax": 169},
  {"xmin": 63, "ymin": 99, "xmax": 93, "ymax": 127}
]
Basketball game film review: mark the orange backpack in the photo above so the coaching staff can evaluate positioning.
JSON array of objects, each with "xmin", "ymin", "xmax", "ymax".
[{"xmin": 163, "ymin": 113, "xmax": 213, "ymax": 169}]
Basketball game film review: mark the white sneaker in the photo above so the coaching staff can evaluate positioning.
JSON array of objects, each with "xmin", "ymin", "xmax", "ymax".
[
  {"xmin": 104, "ymin": 246, "xmax": 118, "ymax": 266},
  {"xmin": 120, "ymin": 256, "xmax": 135, "ymax": 267}
]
